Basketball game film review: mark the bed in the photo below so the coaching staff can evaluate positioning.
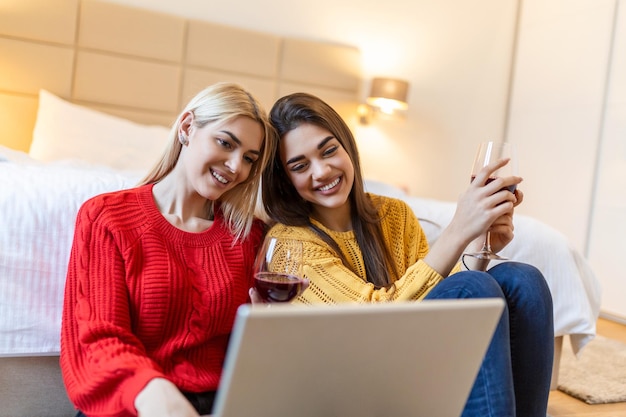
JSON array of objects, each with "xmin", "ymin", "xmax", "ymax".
[{"xmin": 0, "ymin": 1, "xmax": 601, "ymax": 416}]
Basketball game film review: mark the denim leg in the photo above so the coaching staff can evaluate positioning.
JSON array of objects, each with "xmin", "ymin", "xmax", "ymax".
[
  {"xmin": 488, "ymin": 262, "xmax": 554, "ymax": 417},
  {"xmin": 425, "ymin": 271, "xmax": 516, "ymax": 417}
]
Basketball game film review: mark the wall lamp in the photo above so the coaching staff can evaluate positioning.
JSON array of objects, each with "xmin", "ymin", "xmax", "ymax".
[{"xmin": 358, "ymin": 77, "xmax": 409, "ymax": 124}]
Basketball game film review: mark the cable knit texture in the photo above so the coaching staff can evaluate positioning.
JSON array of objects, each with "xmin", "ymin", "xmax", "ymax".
[
  {"xmin": 60, "ymin": 184, "xmax": 264, "ymax": 417},
  {"xmin": 267, "ymin": 194, "xmax": 460, "ymax": 304}
]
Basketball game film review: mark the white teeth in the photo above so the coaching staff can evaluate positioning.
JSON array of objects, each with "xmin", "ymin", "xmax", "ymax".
[
  {"xmin": 318, "ymin": 177, "xmax": 340, "ymax": 191},
  {"xmin": 212, "ymin": 171, "xmax": 228, "ymax": 184}
]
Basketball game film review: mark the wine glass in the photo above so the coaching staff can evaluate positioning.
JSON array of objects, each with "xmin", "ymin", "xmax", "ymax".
[
  {"xmin": 464, "ymin": 141, "xmax": 518, "ymax": 261},
  {"xmin": 253, "ymin": 237, "xmax": 306, "ymax": 303}
]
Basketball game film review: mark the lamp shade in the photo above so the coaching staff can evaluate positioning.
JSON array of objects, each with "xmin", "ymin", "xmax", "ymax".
[{"xmin": 366, "ymin": 77, "xmax": 409, "ymax": 114}]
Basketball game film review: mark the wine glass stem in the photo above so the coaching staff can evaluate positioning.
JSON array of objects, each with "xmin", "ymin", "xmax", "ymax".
[{"xmin": 482, "ymin": 231, "xmax": 494, "ymax": 253}]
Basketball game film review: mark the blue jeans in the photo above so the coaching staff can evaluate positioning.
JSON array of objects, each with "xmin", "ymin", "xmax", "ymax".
[{"xmin": 424, "ymin": 262, "xmax": 554, "ymax": 417}]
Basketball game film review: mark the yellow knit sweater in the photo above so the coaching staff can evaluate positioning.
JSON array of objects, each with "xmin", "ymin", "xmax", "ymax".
[{"xmin": 266, "ymin": 194, "xmax": 460, "ymax": 304}]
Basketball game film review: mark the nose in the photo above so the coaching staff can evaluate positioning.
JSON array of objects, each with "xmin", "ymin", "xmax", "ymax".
[
  {"xmin": 224, "ymin": 156, "xmax": 241, "ymax": 175},
  {"xmin": 311, "ymin": 160, "xmax": 331, "ymax": 181}
]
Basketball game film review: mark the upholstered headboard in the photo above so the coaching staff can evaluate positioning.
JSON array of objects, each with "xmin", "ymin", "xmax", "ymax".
[{"xmin": 0, "ymin": 0, "xmax": 362, "ymax": 152}]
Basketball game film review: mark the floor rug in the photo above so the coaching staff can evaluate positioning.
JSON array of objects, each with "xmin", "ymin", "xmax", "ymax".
[{"xmin": 557, "ymin": 335, "xmax": 626, "ymax": 404}]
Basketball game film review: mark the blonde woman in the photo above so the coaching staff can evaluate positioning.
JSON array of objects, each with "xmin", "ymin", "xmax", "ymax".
[{"xmin": 61, "ymin": 82, "xmax": 276, "ymax": 417}]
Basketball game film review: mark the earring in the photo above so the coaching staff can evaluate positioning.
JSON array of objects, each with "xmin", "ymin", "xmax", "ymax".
[{"xmin": 178, "ymin": 133, "xmax": 189, "ymax": 146}]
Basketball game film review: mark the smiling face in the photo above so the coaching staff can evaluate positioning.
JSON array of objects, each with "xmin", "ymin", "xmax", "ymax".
[
  {"xmin": 280, "ymin": 122, "xmax": 354, "ymax": 226},
  {"xmin": 184, "ymin": 115, "xmax": 264, "ymax": 201}
]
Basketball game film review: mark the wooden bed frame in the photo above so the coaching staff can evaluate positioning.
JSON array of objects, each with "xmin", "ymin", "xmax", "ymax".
[{"xmin": 0, "ymin": 1, "xmax": 361, "ymax": 416}]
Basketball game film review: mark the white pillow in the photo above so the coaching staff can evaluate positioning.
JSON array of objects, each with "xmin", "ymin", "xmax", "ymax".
[
  {"xmin": 364, "ymin": 179, "xmax": 408, "ymax": 199},
  {"xmin": 0, "ymin": 144, "xmax": 39, "ymax": 164},
  {"xmin": 29, "ymin": 89, "xmax": 171, "ymax": 172}
]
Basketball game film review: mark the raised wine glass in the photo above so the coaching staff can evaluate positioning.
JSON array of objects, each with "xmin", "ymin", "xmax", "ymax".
[
  {"xmin": 463, "ymin": 141, "xmax": 518, "ymax": 261},
  {"xmin": 253, "ymin": 237, "xmax": 306, "ymax": 303}
]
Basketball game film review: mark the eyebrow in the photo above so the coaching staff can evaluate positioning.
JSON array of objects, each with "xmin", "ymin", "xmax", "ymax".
[
  {"xmin": 221, "ymin": 130, "xmax": 261, "ymax": 156},
  {"xmin": 286, "ymin": 135, "xmax": 335, "ymax": 165}
]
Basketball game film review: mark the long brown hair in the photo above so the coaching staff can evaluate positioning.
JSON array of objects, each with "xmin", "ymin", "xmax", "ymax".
[{"xmin": 262, "ymin": 92, "xmax": 398, "ymax": 287}]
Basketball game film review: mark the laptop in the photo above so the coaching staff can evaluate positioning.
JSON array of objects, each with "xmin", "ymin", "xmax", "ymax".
[{"xmin": 211, "ymin": 298, "xmax": 504, "ymax": 417}]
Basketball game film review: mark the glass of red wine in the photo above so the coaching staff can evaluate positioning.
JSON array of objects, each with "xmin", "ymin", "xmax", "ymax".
[
  {"xmin": 464, "ymin": 141, "xmax": 518, "ymax": 261},
  {"xmin": 253, "ymin": 237, "xmax": 306, "ymax": 303}
]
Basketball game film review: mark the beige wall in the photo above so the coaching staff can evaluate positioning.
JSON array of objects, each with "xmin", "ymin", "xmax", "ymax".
[
  {"xmin": 507, "ymin": 0, "xmax": 624, "ymax": 319},
  {"xmin": 102, "ymin": 0, "xmax": 519, "ymax": 201},
  {"xmin": 586, "ymin": 0, "xmax": 626, "ymax": 320},
  {"xmin": 506, "ymin": 0, "xmax": 616, "ymax": 253}
]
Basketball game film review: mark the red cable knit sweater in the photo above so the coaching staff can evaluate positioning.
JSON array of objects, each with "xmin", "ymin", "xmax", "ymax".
[{"xmin": 60, "ymin": 184, "xmax": 264, "ymax": 417}]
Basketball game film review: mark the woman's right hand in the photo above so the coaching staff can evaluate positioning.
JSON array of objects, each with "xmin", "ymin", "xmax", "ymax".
[
  {"xmin": 425, "ymin": 158, "xmax": 521, "ymax": 276},
  {"xmin": 135, "ymin": 378, "xmax": 200, "ymax": 417},
  {"xmin": 452, "ymin": 157, "xmax": 520, "ymax": 243}
]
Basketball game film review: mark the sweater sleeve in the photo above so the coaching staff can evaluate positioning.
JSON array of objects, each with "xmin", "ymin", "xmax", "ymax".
[
  {"xmin": 392, "ymin": 198, "xmax": 461, "ymax": 286},
  {"xmin": 300, "ymin": 250, "xmax": 442, "ymax": 303},
  {"xmin": 268, "ymin": 195, "xmax": 459, "ymax": 304},
  {"xmin": 60, "ymin": 199, "xmax": 163, "ymax": 417},
  {"xmin": 266, "ymin": 197, "xmax": 449, "ymax": 304}
]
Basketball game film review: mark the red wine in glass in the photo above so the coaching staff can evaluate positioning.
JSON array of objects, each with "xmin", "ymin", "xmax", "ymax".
[
  {"xmin": 253, "ymin": 237, "xmax": 305, "ymax": 303},
  {"xmin": 471, "ymin": 176, "xmax": 517, "ymax": 194},
  {"xmin": 254, "ymin": 272, "xmax": 305, "ymax": 303}
]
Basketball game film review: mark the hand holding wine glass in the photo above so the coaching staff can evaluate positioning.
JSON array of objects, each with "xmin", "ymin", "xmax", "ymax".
[
  {"xmin": 252, "ymin": 237, "xmax": 307, "ymax": 303},
  {"xmin": 463, "ymin": 141, "xmax": 518, "ymax": 261}
]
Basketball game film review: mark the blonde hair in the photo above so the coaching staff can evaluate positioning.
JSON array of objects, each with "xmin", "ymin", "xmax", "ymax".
[{"xmin": 139, "ymin": 82, "xmax": 275, "ymax": 240}]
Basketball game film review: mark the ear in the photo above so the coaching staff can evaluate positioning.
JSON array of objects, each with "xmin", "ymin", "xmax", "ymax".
[{"xmin": 179, "ymin": 111, "xmax": 195, "ymax": 138}]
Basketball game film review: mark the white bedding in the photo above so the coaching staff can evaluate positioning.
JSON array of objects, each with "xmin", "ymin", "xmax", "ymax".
[
  {"xmin": 0, "ymin": 148, "xmax": 141, "ymax": 356},
  {"xmin": 0, "ymin": 148, "xmax": 601, "ymax": 356}
]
